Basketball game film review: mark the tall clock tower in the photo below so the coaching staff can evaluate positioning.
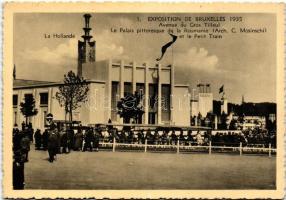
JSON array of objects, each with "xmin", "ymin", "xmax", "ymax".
[{"xmin": 78, "ymin": 14, "xmax": 96, "ymax": 77}]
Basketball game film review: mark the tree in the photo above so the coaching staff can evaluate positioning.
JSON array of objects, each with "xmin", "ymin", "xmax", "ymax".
[
  {"xmin": 55, "ymin": 71, "xmax": 89, "ymax": 122},
  {"xmin": 117, "ymin": 91, "xmax": 144, "ymax": 123},
  {"xmin": 20, "ymin": 94, "xmax": 38, "ymax": 124}
]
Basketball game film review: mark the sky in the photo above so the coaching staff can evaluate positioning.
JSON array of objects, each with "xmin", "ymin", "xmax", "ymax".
[{"xmin": 14, "ymin": 13, "xmax": 276, "ymax": 104}]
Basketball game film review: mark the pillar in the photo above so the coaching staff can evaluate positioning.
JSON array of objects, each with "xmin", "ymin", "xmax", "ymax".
[
  {"xmin": 132, "ymin": 61, "xmax": 136, "ymax": 93},
  {"xmin": 48, "ymin": 88, "xmax": 52, "ymax": 113},
  {"xmin": 120, "ymin": 60, "xmax": 124, "ymax": 98},
  {"xmin": 144, "ymin": 63, "xmax": 149, "ymax": 124},
  {"xmin": 34, "ymin": 89, "xmax": 40, "ymax": 129},
  {"xmin": 119, "ymin": 60, "xmax": 124, "ymax": 123},
  {"xmin": 157, "ymin": 64, "xmax": 162, "ymax": 124},
  {"xmin": 32, "ymin": 89, "xmax": 37, "ymax": 126},
  {"xmin": 107, "ymin": 59, "xmax": 112, "ymax": 121},
  {"xmin": 214, "ymin": 115, "xmax": 218, "ymax": 130},
  {"xmin": 17, "ymin": 90, "xmax": 22, "ymax": 127}
]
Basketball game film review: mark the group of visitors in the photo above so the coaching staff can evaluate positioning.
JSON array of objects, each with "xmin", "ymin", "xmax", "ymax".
[
  {"xmin": 33, "ymin": 126, "xmax": 101, "ymax": 154},
  {"xmin": 12, "ymin": 122, "xmax": 33, "ymax": 190},
  {"xmin": 243, "ymin": 128, "xmax": 276, "ymax": 148},
  {"xmin": 104, "ymin": 128, "xmax": 205, "ymax": 145},
  {"xmin": 98, "ymin": 128, "xmax": 276, "ymax": 147},
  {"xmin": 212, "ymin": 129, "xmax": 276, "ymax": 147},
  {"xmin": 30, "ymin": 126, "xmax": 277, "ymax": 153}
]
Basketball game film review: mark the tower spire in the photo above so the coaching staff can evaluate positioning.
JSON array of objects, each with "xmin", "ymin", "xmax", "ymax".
[
  {"xmin": 78, "ymin": 14, "xmax": 96, "ymax": 77},
  {"xmin": 220, "ymin": 89, "xmax": 228, "ymax": 114},
  {"xmin": 82, "ymin": 14, "xmax": 93, "ymax": 42}
]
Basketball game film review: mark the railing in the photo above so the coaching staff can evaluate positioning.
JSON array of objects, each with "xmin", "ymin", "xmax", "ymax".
[{"xmin": 99, "ymin": 138, "xmax": 276, "ymax": 157}]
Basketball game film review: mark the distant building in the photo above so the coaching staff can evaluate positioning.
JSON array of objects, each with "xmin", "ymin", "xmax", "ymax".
[
  {"xmin": 241, "ymin": 95, "xmax": 245, "ymax": 104},
  {"xmin": 190, "ymin": 88, "xmax": 199, "ymax": 117},
  {"xmin": 190, "ymin": 83, "xmax": 213, "ymax": 118},
  {"xmin": 221, "ymin": 94, "xmax": 228, "ymax": 114},
  {"xmin": 13, "ymin": 14, "xmax": 191, "ymax": 131}
]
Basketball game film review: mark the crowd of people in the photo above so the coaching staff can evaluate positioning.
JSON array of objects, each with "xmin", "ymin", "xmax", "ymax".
[
  {"xmin": 19, "ymin": 125, "xmax": 277, "ymax": 153},
  {"xmin": 13, "ymin": 124, "xmax": 277, "ymax": 155},
  {"xmin": 32, "ymin": 126, "xmax": 101, "ymax": 154},
  {"xmin": 12, "ymin": 120, "xmax": 276, "ymax": 189}
]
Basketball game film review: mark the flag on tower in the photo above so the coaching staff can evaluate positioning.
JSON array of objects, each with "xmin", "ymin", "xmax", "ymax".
[
  {"xmin": 219, "ymin": 85, "xmax": 224, "ymax": 93},
  {"xmin": 156, "ymin": 33, "xmax": 177, "ymax": 61}
]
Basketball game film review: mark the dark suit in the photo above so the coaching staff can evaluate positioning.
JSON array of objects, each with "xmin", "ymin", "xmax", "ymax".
[{"xmin": 48, "ymin": 132, "xmax": 58, "ymax": 162}]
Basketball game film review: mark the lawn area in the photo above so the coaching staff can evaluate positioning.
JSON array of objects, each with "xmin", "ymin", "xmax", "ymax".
[{"xmin": 24, "ymin": 148, "xmax": 276, "ymax": 189}]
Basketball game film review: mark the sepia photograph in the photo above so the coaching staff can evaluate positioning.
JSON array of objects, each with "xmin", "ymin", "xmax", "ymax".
[{"xmin": 3, "ymin": 2, "xmax": 285, "ymax": 199}]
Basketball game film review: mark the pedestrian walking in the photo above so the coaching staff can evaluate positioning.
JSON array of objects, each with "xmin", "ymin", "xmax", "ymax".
[
  {"xmin": 74, "ymin": 129, "xmax": 83, "ymax": 151},
  {"xmin": 34, "ymin": 129, "xmax": 42, "ymax": 150},
  {"xmin": 47, "ymin": 130, "xmax": 58, "ymax": 163}
]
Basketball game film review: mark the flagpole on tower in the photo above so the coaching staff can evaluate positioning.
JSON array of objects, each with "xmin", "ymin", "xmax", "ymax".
[
  {"xmin": 156, "ymin": 33, "xmax": 177, "ymax": 125},
  {"xmin": 170, "ymin": 40, "xmax": 175, "ymax": 125}
]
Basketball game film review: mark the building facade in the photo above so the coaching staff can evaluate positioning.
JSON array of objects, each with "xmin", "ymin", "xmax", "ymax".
[
  {"xmin": 13, "ymin": 80, "xmax": 106, "ymax": 130},
  {"xmin": 221, "ymin": 95, "xmax": 228, "ymax": 114},
  {"xmin": 13, "ymin": 14, "xmax": 191, "ymax": 131}
]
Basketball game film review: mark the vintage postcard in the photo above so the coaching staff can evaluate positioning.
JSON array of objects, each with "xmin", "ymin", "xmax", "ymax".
[{"xmin": 3, "ymin": 2, "xmax": 285, "ymax": 199}]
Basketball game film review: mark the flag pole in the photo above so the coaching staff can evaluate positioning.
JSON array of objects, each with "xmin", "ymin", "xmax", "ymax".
[
  {"xmin": 158, "ymin": 59, "xmax": 161, "ymax": 124},
  {"xmin": 170, "ymin": 41, "xmax": 175, "ymax": 125},
  {"xmin": 156, "ymin": 33, "xmax": 177, "ymax": 125}
]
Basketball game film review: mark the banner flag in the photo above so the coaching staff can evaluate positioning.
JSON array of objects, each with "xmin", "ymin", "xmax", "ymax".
[{"xmin": 156, "ymin": 33, "xmax": 177, "ymax": 61}]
